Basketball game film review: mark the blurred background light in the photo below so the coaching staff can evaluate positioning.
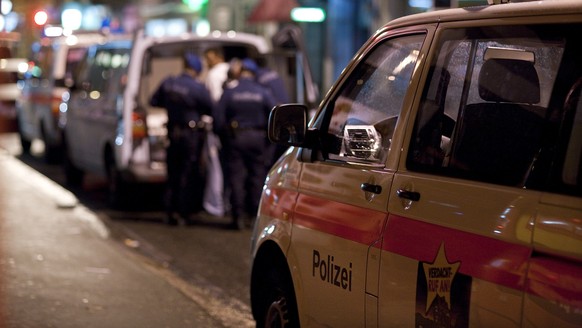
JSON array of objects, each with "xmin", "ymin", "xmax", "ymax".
[
  {"xmin": 4, "ymin": 12, "xmax": 17, "ymax": 31},
  {"xmin": 82, "ymin": 5, "xmax": 107, "ymax": 31},
  {"xmin": 1, "ymin": 0, "xmax": 12, "ymax": 15},
  {"xmin": 34, "ymin": 10, "xmax": 48, "ymax": 26},
  {"xmin": 194, "ymin": 19, "xmax": 210, "ymax": 36},
  {"xmin": 409, "ymin": 0, "xmax": 432, "ymax": 9},
  {"xmin": 44, "ymin": 26, "xmax": 63, "ymax": 37},
  {"xmin": 62, "ymin": 8, "xmax": 82, "ymax": 30},
  {"xmin": 291, "ymin": 7, "xmax": 326, "ymax": 23}
]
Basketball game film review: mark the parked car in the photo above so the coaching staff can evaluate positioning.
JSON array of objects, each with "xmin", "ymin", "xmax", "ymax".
[
  {"xmin": 16, "ymin": 32, "xmax": 106, "ymax": 162},
  {"xmin": 61, "ymin": 29, "xmax": 316, "ymax": 207},
  {"xmin": 0, "ymin": 56, "xmax": 27, "ymax": 133},
  {"xmin": 250, "ymin": 1, "xmax": 582, "ymax": 327}
]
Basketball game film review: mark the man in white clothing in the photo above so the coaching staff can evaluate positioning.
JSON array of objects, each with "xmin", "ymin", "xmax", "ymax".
[{"xmin": 204, "ymin": 47, "xmax": 230, "ymax": 102}]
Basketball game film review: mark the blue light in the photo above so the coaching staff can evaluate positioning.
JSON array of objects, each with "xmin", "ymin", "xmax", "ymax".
[{"xmin": 409, "ymin": 0, "xmax": 432, "ymax": 9}]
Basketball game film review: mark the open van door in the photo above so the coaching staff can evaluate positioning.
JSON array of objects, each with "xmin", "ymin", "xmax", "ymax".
[{"xmin": 267, "ymin": 25, "xmax": 320, "ymax": 110}]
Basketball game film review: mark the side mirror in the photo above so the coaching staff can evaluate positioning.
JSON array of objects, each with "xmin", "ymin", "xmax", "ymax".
[{"xmin": 268, "ymin": 103, "xmax": 308, "ymax": 146}]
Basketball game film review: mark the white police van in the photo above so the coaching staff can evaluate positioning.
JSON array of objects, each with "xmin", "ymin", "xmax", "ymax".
[
  {"xmin": 250, "ymin": 1, "xmax": 582, "ymax": 327},
  {"xmin": 16, "ymin": 32, "xmax": 106, "ymax": 163},
  {"xmin": 61, "ymin": 29, "xmax": 316, "ymax": 207}
]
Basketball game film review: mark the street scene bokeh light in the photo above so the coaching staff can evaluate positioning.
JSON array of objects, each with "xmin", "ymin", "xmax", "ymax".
[
  {"xmin": 1, "ymin": 0, "xmax": 12, "ymax": 15},
  {"xmin": 61, "ymin": 8, "xmax": 83, "ymax": 31},
  {"xmin": 33, "ymin": 10, "xmax": 48, "ymax": 26}
]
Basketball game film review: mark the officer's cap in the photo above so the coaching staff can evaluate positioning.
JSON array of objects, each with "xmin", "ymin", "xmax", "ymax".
[
  {"xmin": 241, "ymin": 58, "xmax": 258, "ymax": 74},
  {"xmin": 185, "ymin": 53, "xmax": 202, "ymax": 73}
]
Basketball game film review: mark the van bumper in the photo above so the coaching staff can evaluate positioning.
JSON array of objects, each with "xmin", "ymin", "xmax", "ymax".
[{"xmin": 123, "ymin": 162, "xmax": 167, "ymax": 184}]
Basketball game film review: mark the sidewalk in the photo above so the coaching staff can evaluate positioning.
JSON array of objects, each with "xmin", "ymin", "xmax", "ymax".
[{"xmin": 0, "ymin": 142, "xmax": 229, "ymax": 327}]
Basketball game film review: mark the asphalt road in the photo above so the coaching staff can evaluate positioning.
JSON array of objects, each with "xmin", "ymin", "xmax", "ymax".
[{"xmin": 0, "ymin": 133, "xmax": 256, "ymax": 327}]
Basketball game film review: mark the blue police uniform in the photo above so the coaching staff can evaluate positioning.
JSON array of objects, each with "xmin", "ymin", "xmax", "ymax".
[
  {"xmin": 256, "ymin": 67, "xmax": 289, "ymax": 104},
  {"xmin": 150, "ymin": 55, "xmax": 213, "ymax": 225},
  {"xmin": 255, "ymin": 67, "xmax": 291, "ymax": 167},
  {"xmin": 215, "ymin": 71, "xmax": 277, "ymax": 229}
]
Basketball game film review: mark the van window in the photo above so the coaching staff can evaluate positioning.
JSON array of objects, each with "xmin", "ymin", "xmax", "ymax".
[
  {"xmin": 75, "ymin": 45, "xmax": 130, "ymax": 112},
  {"xmin": 321, "ymin": 33, "xmax": 425, "ymax": 165},
  {"xmin": 553, "ymin": 77, "xmax": 582, "ymax": 196},
  {"xmin": 407, "ymin": 24, "xmax": 582, "ymax": 194},
  {"xmin": 30, "ymin": 43, "xmax": 54, "ymax": 79},
  {"xmin": 64, "ymin": 47, "xmax": 89, "ymax": 85},
  {"xmin": 563, "ymin": 94, "xmax": 582, "ymax": 188},
  {"xmin": 139, "ymin": 42, "xmax": 263, "ymax": 107}
]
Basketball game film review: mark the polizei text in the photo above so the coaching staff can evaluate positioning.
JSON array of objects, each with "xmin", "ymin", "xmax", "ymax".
[{"xmin": 312, "ymin": 249, "xmax": 353, "ymax": 291}]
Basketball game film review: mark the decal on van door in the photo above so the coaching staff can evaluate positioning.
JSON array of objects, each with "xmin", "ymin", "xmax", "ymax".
[{"xmin": 415, "ymin": 243, "xmax": 471, "ymax": 328}]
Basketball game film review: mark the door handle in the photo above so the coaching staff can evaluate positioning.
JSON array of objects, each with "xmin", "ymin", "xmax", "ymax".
[
  {"xmin": 361, "ymin": 183, "xmax": 382, "ymax": 194},
  {"xmin": 396, "ymin": 189, "xmax": 421, "ymax": 202}
]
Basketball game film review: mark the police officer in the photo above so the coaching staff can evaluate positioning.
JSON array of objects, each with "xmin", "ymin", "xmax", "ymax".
[
  {"xmin": 254, "ymin": 61, "xmax": 291, "ymax": 167},
  {"xmin": 150, "ymin": 53, "xmax": 213, "ymax": 226},
  {"xmin": 255, "ymin": 62, "xmax": 290, "ymax": 105},
  {"xmin": 215, "ymin": 58, "xmax": 277, "ymax": 230}
]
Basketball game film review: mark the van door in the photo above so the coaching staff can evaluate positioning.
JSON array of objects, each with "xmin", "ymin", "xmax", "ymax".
[
  {"xmin": 289, "ymin": 31, "xmax": 427, "ymax": 327},
  {"xmin": 269, "ymin": 24, "xmax": 320, "ymax": 109},
  {"xmin": 528, "ymin": 196, "xmax": 582, "ymax": 327},
  {"xmin": 65, "ymin": 46, "xmax": 95, "ymax": 168},
  {"xmin": 381, "ymin": 23, "xmax": 570, "ymax": 327},
  {"xmin": 525, "ymin": 68, "xmax": 582, "ymax": 327},
  {"xmin": 66, "ymin": 44, "xmax": 131, "ymax": 173}
]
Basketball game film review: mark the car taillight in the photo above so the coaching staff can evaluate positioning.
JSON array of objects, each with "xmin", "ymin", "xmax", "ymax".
[
  {"xmin": 51, "ymin": 96, "xmax": 61, "ymax": 117},
  {"xmin": 132, "ymin": 112, "xmax": 147, "ymax": 140}
]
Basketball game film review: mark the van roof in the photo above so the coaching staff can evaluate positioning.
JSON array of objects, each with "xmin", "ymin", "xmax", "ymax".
[
  {"xmin": 386, "ymin": 0, "xmax": 582, "ymax": 30},
  {"xmin": 50, "ymin": 32, "xmax": 108, "ymax": 48},
  {"xmin": 138, "ymin": 30, "xmax": 271, "ymax": 54}
]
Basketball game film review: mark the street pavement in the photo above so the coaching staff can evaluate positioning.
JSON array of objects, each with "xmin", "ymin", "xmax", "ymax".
[{"xmin": 0, "ymin": 134, "xmax": 255, "ymax": 328}]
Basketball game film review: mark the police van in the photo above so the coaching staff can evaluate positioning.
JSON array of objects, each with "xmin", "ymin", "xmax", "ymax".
[
  {"xmin": 250, "ymin": 1, "xmax": 582, "ymax": 327},
  {"xmin": 61, "ymin": 29, "xmax": 316, "ymax": 207},
  {"xmin": 16, "ymin": 32, "xmax": 106, "ymax": 163}
]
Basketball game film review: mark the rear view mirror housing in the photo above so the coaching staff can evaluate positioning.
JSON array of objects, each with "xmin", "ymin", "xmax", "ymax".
[{"xmin": 268, "ymin": 104, "xmax": 309, "ymax": 147}]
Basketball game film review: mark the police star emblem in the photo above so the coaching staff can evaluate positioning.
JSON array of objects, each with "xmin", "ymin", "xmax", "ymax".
[{"xmin": 422, "ymin": 242, "xmax": 460, "ymax": 312}]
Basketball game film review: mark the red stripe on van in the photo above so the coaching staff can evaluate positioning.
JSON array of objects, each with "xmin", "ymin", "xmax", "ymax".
[
  {"xmin": 293, "ymin": 193, "xmax": 387, "ymax": 246},
  {"xmin": 382, "ymin": 215, "xmax": 531, "ymax": 291},
  {"xmin": 527, "ymin": 256, "xmax": 582, "ymax": 306}
]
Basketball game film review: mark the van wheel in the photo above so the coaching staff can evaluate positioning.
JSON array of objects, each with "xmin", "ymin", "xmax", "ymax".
[
  {"xmin": 106, "ymin": 153, "xmax": 127, "ymax": 208},
  {"xmin": 18, "ymin": 128, "xmax": 31, "ymax": 155},
  {"xmin": 63, "ymin": 139, "xmax": 83, "ymax": 187},
  {"xmin": 44, "ymin": 144, "xmax": 61, "ymax": 164},
  {"xmin": 258, "ymin": 265, "xmax": 299, "ymax": 328},
  {"xmin": 265, "ymin": 295, "xmax": 290, "ymax": 328},
  {"xmin": 42, "ymin": 126, "xmax": 61, "ymax": 164}
]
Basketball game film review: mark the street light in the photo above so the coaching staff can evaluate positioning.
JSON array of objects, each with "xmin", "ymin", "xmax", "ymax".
[
  {"xmin": 182, "ymin": 0, "xmax": 208, "ymax": 12},
  {"xmin": 290, "ymin": 7, "xmax": 325, "ymax": 23},
  {"xmin": 61, "ymin": 8, "xmax": 82, "ymax": 31},
  {"xmin": 1, "ymin": 0, "xmax": 12, "ymax": 15},
  {"xmin": 34, "ymin": 10, "xmax": 48, "ymax": 26}
]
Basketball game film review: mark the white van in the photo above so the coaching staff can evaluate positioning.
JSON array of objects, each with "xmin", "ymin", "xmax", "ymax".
[
  {"xmin": 0, "ymin": 56, "xmax": 27, "ymax": 133},
  {"xmin": 61, "ymin": 30, "xmax": 315, "ymax": 207},
  {"xmin": 16, "ymin": 32, "xmax": 106, "ymax": 162},
  {"xmin": 250, "ymin": 1, "xmax": 582, "ymax": 327}
]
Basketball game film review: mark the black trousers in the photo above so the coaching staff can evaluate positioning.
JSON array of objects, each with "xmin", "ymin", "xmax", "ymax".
[
  {"xmin": 224, "ymin": 130, "xmax": 268, "ymax": 220},
  {"xmin": 165, "ymin": 130, "xmax": 205, "ymax": 217}
]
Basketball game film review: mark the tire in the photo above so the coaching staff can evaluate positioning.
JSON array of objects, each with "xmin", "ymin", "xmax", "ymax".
[
  {"xmin": 106, "ymin": 152, "xmax": 127, "ymax": 208},
  {"xmin": 256, "ymin": 264, "xmax": 299, "ymax": 328},
  {"xmin": 42, "ymin": 125, "xmax": 61, "ymax": 164},
  {"xmin": 63, "ymin": 138, "xmax": 83, "ymax": 187},
  {"xmin": 44, "ymin": 144, "xmax": 61, "ymax": 164},
  {"xmin": 17, "ymin": 125, "xmax": 31, "ymax": 155}
]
